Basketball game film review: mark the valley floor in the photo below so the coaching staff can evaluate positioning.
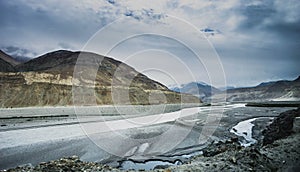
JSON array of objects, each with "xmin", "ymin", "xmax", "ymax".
[{"xmin": 0, "ymin": 104, "xmax": 299, "ymax": 171}]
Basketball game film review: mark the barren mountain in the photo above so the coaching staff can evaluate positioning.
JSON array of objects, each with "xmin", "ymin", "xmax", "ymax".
[
  {"xmin": 210, "ymin": 77, "xmax": 300, "ymax": 102},
  {"xmin": 0, "ymin": 58, "xmax": 15, "ymax": 72},
  {"xmin": 0, "ymin": 50, "xmax": 200, "ymax": 107},
  {"xmin": 0, "ymin": 51, "xmax": 17, "ymax": 72},
  {"xmin": 0, "ymin": 50, "xmax": 20, "ymax": 67}
]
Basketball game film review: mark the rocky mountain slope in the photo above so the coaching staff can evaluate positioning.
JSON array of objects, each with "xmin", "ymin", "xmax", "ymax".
[
  {"xmin": 0, "ymin": 58, "xmax": 15, "ymax": 72},
  {"xmin": 170, "ymin": 82, "xmax": 220, "ymax": 99},
  {"xmin": 0, "ymin": 51, "xmax": 19, "ymax": 72},
  {"xmin": 0, "ymin": 50, "xmax": 20, "ymax": 67},
  {"xmin": 210, "ymin": 77, "xmax": 300, "ymax": 102},
  {"xmin": 0, "ymin": 50, "xmax": 200, "ymax": 107}
]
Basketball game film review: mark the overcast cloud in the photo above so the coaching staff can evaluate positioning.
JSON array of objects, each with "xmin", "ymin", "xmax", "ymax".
[{"xmin": 0, "ymin": 0, "xmax": 299, "ymax": 87}]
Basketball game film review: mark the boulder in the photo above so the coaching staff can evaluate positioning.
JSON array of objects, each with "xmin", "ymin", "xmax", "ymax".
[{"xmin": 262, "ymin": 108, "xmax": 300, "ymax": 145}]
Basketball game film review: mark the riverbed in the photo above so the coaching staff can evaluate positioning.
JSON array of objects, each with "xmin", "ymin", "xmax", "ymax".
[{"xmin": 0, "ymin": 103, "xmax": 295, "ymax": 170}]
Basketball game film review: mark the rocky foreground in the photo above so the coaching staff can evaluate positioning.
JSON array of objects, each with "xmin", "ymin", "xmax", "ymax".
[{"xmin": 2, "ymin": 108, "xmax": 300, "ymax": 172}]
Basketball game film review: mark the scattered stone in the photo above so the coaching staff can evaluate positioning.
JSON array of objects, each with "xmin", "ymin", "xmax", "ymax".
[
  {"xmin": 202, "ymin": 138, "xmax": 240, "ymax": 157},
  {"xmin": 231, "ymin": 136, "xmax": 239, "ymax": 142},
  {"xmin": 2, "ymin": 157, "xmax": 121, "ymax": 172},
  {"xmin": 153, "ymin": 165, "xmax": 169, "ymax": 170},
  {"xmin": 230, "ymin": 157, "xmax": 237, "ymax": 164}
]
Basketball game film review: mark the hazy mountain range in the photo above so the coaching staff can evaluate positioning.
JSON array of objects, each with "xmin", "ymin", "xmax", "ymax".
[
  {"xmin": 170, "ymin": 77, "xmax": 300, "ymax": 102},
  {"xmin": 0, "ymin": 50, "xmax": 200, "ymax": 107},
  {"xmin": 170, "ymin": 82, "xmax": 221, "ymax": 99},
  {"xmin": 217, "ymin": 76, "xmax": 300, "ymax": 102},
  {"xmin": 204, "ymin": 77, "xmax": 300, "ymax": 102}
]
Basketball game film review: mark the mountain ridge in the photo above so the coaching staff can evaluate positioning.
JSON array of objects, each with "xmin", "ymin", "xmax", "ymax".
[
  {"xmin": 0, "ymin": 58, "xmax": 15, "ymax": 72},
  {"xmin": 210, "ymin": 76, "xmax": 300, "ymax": 102},
  {"xmin": 0, "ymin": 50, "xmax": 21, "ymax": 67},
  {"xmin": 0, "ymin": 50, "xmax": 201, "ymax": 107}
]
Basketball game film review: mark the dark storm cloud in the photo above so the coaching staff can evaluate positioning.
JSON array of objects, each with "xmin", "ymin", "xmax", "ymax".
[
  {"xmin": 0, "ymin": 1, "xmax": 164, "ymax": 53},
  {"xmin": 208, "ymin": 0, "xmax": 300, "ymax": 86},
  {"xmin": 265, "ymin": 20, "xmax": 300, "ymax": 41},
  {"xmin": 239, "ymin": 2, "xmax": 275, "ymax": 29},
  {"xmin": 2, "ymin": 46, "xmax": 28, "ymax": 55},
  {"xmin": 0, "ymin": 0, "xmax": 115, "ymax": 54},
  {"xmin": 0, "ymin": 0, "xmax": 299, "ymax": 87},
  {"xmin": 1, "ymin": 46, "xmax": 34, "ymax": 61},
  {"xmin": 0, "ymin": 1, "xmax": 81, "ymax": 38},
  {"xmin": 238, "ymin": 0, "xmax": 300, "ymax": 40}
]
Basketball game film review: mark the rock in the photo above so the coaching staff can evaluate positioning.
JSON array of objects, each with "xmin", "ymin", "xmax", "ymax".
[
  {"xmin": 39, "ymin": 162, "xmax": 47, "ymax": 165},
  {"xmin": 262, "ymin": 108, "xmax": 300, "ymax": 145},
  {"xmin": 231, "ymin": 136, "xmax": 239, "ymax": 143},
  {"xmin": 17, "ymin": 163, "xmax": 33, "ymax": 168},
  {"xmin": 230, "ymin": 157, "xmax": 237, "ymax": 164},
  {"xmin": 203, "ymin": 139, "xmax": 240, "ymax": 157},
  {"xmin": 70, "ymin": 155, "xmax": 79, "ymax": 161},
  {"xmin": 153, "ymin": 165, "xmax": 170, "ymax": 169}
]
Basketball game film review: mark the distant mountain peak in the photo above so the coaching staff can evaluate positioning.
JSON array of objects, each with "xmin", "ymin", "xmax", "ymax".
[
  {"xmin": 169, "ymin": 81, "xmax": 220, "ymax": 99},
  {"xmin": 195, "ymin": 81, "xmax": 210, "ymax": 86}
]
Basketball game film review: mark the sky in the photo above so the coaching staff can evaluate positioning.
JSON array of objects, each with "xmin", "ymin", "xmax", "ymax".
[{"xmin": 0, "ymin": 0, "xmax": 299, "ymax": 88}]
